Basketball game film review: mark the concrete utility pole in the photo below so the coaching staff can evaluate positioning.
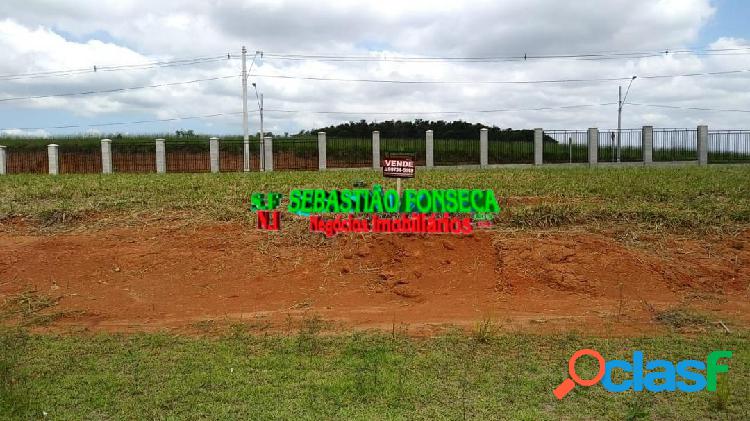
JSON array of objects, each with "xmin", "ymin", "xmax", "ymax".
[
  {"xmin": 617, "ymin": 76, "xmax": 637, "ymax": 163},
  {"xmin": 253, "ymin": 83, "xmax": 265, "ymax": 171},
  {"xmin": 241, "ymin": 46, "xmax": 250, "ymax": 171}
]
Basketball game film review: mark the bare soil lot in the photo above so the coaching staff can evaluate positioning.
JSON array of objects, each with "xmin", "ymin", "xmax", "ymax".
[{"xmin": 1, "ymin": 220, "xmax": 747, "ymax": 335}]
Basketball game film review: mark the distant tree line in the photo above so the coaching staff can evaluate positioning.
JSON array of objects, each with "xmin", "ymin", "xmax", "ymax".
[{"xmin": 298, "ymin": 119, "xmax": 547, "ymax": 142}]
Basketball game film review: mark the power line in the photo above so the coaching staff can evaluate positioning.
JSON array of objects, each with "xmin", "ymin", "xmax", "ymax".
[
  {"xmin": 261, "ymin": 46, "xmax": 750, "ymax": 63},
  {"xmin": 0, "ymin": 55, "xmax": 233, "ymax": 81},
  {"xmin": 1, "ymin": 111, "xmax": 250, "ymax": 131},
  {"xmin": 626, "ymin": 102, "xmax": 750, "ymax": 113},
  {"xmin": 250, "ymin": 68, "xmax": 750, "ymax": 85},
  {"xmin": 0, "ymin": 103, "xmax": 615, "ymax": 131},
  {"xmin": 0, "ymin": 74, "xmax": 240, "ymax": 103}
]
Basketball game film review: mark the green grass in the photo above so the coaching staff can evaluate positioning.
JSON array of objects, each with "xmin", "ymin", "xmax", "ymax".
[
  {"xmin": 0, "ymin": 327, "xmax": 747, "ymax": 420},
  {"xmin": 1, "ymin": 166, "xmax": 749, "ymax": 231}
]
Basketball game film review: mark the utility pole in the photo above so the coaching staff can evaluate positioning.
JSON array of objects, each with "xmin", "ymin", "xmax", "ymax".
[
  {"xmin": 617, "ymin": 85, "xmax": 622, "ymax": 163},
  {"xmin": 260, "ymin": 93, "xmax": 265, "ymax": 171},
  {"xmin": 241, "ymin": 46, "xmax": 250, "ymax": 172}
]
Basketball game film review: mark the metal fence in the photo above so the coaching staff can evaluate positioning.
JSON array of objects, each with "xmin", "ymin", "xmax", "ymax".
[
  {"xmin": 434, "ymin": 138, "xmax": 481, "ymax": 166},
  {"xmin": 653, "ymin": 129, "xmax": 697, "ymax": 161},
  {"xmin": 488, "ymin": 131, "xmax": 534, "ymax": 164},
  {"xmin": 6, "ymin": 149, "xmax": 48, "ymax": 174},
  {"xmin": 112, "ymin": 141, "xmax": 156, "ymax": 173},
  {"xmin": 219, "ymin": 140, "xmax": 262, "ymax": 172},
  {"xmin": 598, "ymin": 129, "xmax": 643, "ymax": 162},
  {"xmin": 543, "ymin": 130, "xmax": 588, "ymax": 164},
  {"xmin": 327, "ymin": 138, "xmax": 372, "ymax": 168},
  {"xmin": 381, "ymin": 138, "xmax": 427, "ymax": 166},
  {"xmin": 273, "ymin": 138, "xmax": 318, "ymax": 170},
  {"xmin": 708, "ymin": 130, "xmax": 750, "ymax": 163},
  {"xmin": 59, "ymin": 146, "xmax": 102, "ymax": 174},
  {"xmin": 165, "ymin": 140, "xmax": 210, "ymax": 173}
]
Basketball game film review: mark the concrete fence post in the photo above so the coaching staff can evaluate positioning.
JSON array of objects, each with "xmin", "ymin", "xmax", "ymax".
[
  {"xmin": 318, "ymin": 132, "xmax": 326, "ymax": 170},
  {"xmin": 534, "ymin": 128, "xmax": 543, "ymax": 165},
  {"xmin": 372, "ymin": 131, "xmax": 381, "ymax": 169},
  {"xmin": 155, "ymin": 139, "xmax": 166, "ymax": 173},
  {"xmin": 47, "ymin": 144, "xmax": 59, "ymax": 175},
  {"xmin": 425, "ymin": 130, "xmax": 434, "ymax": 168},
  {"xmin": 642, "ymin": 126, "xmax": 653, "ymax": 164},
  {"xmin": 209, "ymin": 137, "xmax": 220, "ymax": 173},
  {"xmin": 697, "ymin": 125, "xmax": 708, "ymax": 165},
  {"xmin": 0, "ymin": 146, "xmax": 6, "ymax": 175},
  {"xmin": 263, "ymin": 136, "xmax": 273, "ymax": 171},
  {"xmin": 480, "ymin": 128, "xmax": 488, "ymax": 168},
  {"xmin": 243, "ymin": 139, "xmax": 250, "ymax": 172},
  {"xmin": 587, "ymin": 128, "xmax": 598, "ymax": 165},
  {"xmin": 101, "ymin": 139, "xmax": 113, "ymax": 174}
]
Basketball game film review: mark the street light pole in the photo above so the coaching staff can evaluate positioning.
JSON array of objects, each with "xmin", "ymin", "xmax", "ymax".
[
  {"xmin": 617, "ymin": 76, "xmax": 637, "ymax": 163},
  {"xmin": 252, "ymin": 83, "xmax": 264, "ymax": 171}
]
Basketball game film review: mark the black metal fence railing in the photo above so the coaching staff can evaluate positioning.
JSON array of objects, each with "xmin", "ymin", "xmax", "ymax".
[
  {"xmin": 381, "ymin": 138, "xmax": 427, "ymax": 166},
  {"xmin": 488, "ymin": 131, "xmax": 534, "ymax": 164},
  {"xmin": 165, "ymin": 140, "xmax": 210, "ymax": 173},
  {"xmin": 6, "ymin": 149, "xmax": 48, "ymax": 174},
  {"xmin": 653, "ymin": 129, "xmax": 697, "ymax": 161},
  {"xmin": 434, "ymin": 138, "xmax": 480, "ymax": 166},
  {"xmin": 327, "ymin": 138, "xmax": 372, "ymax": 168},
  {"xmin": 219, "ymin": 140, "xmax": 262, "ymax": 172},
  {"xmin": 112, "ymin": 141, "xmax": 156, "ymax": 173},
  {"xmin": 543, "ymin": 130, "xmax": 588, "ymax": 164},
  {"xmin": 708, "ymin": 130, "xmax": 750, "ymax": 163},
  {"xmin": 273, "ymin": 138, "xmax": 318, "ymax": 171},
  {"xmin": 598, "ymin": 129, "xmax": 643, "ymax": 162}
]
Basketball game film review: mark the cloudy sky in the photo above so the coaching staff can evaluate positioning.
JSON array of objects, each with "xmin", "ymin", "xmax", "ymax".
[{"xmin": 0, "ymin": 0, "xmax": 749, "ymax": 137}]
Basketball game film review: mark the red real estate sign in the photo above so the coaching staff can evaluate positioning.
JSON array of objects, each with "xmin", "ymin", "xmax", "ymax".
[{"xmin": 382, "ymin": 155, "xmax": 415, "ymax": 178}]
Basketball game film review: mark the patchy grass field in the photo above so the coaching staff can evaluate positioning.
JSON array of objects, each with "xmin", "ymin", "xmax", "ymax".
[
  {"xmin": 1, "ymin": 165, "xmax": 749, "ymax": 231},
  {"xmin": 1, "ymin": 326, "xmax": 748, "ymax": 420}
]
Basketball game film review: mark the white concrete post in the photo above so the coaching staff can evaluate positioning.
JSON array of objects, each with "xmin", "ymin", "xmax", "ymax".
[
  {"xmin": 263, "ymin": 136, "xmax": 273, "ymax": 171},
  {"xmin": 318, "ymin": 132, "xmax": 326, "ymax": 170},
  {"xmin": 372, "ymin": 131, "xmax": 380, "ymax": 169},
  {"xmin": 480, "ymin": 128, "xmax": 488, "ymax": 167},
  {"xmin": 209, "ymin": 137, "xmax": 220, "ymax": 173},
  {"xmin": 47, "ymin": 144, "xmax": 59, "ymax": 175},
  {"xmin": 425, "ymin": 130, "xmax": 434, "ymax": 168},
  {"xmin": 0, "ymin": 146, "xmax": 6, "ymax": 175},
  {"xmin": 243, "ymin": 139, "xmax": 250, "ymax": 172},
  {"xmin": 642, "ymin": 126, "xmax": 653, "ymax": 164},
  {"xmin": 534, "ymin": 128, "xmax": 543, "ymax": 165},
  {"xmin": 587, "ymin": 128, "xmax": 598, "ymax": 165},
  {"xmin": 101, "ymin": 139, "xmax": 113, "ymax": 174},
  {"xmin": 155, "ymin": 139, "xmax": 166, "ymax": 174},
  {"xmin": 697, "ymin": 125, "xmax": 708, "ymax": 165}
]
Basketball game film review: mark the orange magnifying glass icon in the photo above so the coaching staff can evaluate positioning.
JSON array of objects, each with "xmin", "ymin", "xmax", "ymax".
[{"xmin": 553, "ymin": 349, "xmax": 606, "ymax": 400}]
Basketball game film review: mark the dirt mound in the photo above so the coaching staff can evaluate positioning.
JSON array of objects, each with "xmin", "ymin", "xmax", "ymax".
[{"xmin": 0, "ymin": 223, "xmax": 747, "ymax": 334}]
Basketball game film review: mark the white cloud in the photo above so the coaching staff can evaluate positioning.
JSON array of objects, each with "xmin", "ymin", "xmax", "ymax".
[{"xmin": 1, "ymin": 0, "xmax": 749, "ymax": 134}]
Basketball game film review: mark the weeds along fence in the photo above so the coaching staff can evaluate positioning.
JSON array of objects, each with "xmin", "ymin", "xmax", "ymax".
[
  {"xmin": 598, "ymin": 129, "xmax": 643, "ymax": 162},
  {"xmin": 709, "ymin": 130, "xmax": 750, "ymax": 163},
  {"xmin": 543, "ymin": 130, "xmax": 588, "ymax": 163},
  {"xmin": 2, "ymin": 127, "xmax": 750, "ymax": 174},
  {"xmin": 653, "ymin": 129, "xmax": 697, "ymax": 161}
]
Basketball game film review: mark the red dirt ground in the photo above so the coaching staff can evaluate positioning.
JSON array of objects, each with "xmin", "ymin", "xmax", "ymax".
[{"xmin": 1, "ymin": 221, "xmax": 748, "ymax": 335}]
